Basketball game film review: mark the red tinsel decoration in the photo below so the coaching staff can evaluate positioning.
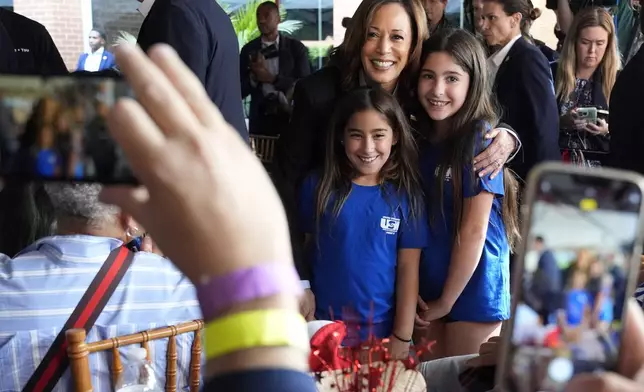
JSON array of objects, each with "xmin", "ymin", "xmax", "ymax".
[{"xmin": 309, "ymin": 312, "xmax": 435, "ymax": 391}]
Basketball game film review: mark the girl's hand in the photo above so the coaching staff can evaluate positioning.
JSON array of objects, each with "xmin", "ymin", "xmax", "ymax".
[
  {"xmin": 419, "ymin": 299, "xmax": 452, "ymax": 322},
  {"xmin": 99, "ymin": 43, "xmax": 293, "ymax": 283},
  {"xmin": 300, "ymin": 289, "xmax": 316, "ymax": 321},
  {"xmin": 585, "ymin": 119, "xmax": 609, "ymax": 136},
  {"xmin": 388, "ymin": 336, "xmax": 411, "ymax": 360},
  {"xmin": 473, "ymin": 128, "xmax": 515, "ymax": 179},
  {"xmin": 415, "ymin": 295, "xmax": 431, "ymax": 329}
]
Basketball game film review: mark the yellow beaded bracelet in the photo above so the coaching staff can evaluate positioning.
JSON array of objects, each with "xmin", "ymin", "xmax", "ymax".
[{"xmin": 204, "ymin": 308, "xmax": 309, "ymax": 360}]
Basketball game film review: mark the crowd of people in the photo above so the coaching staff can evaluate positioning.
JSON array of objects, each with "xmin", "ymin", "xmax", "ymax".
[{"xmin": 1, "ymin": 0, "xmax": 644, "ymax": 391}]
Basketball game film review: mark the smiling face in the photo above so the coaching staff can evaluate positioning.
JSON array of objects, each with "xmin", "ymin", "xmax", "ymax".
[
  {"xmin": 417, "ymin": 51, "xmax": 470, "ymax": 127},
  {"xmin": 343, "ymin": 109, "xmax": 397, "ymax": 185},
  {"xmin": 360, "ymin": 3, "xmax": 413, "ymax": 93},
  {"xmin": 576, "ymin": 26, "xmax": 608, "ymax": 71}
]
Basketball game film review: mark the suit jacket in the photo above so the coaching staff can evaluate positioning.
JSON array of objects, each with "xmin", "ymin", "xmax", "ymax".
[
  {"xmin": 494, "ymin": 38, "xmax": 560, "ymax": 181},
  {"xmin": 607, "ymin": 47, "xmax": 644, "ymax": 173},
  {"xmin": 75, "ymin": 50, "xmax": 116, "ymax": 72},
  {"xmin": 137, "ymin": 0, "xmax": 248, "ymax": 141},
  {"xmin": 240, "ymin": 34, "xmax": 311, "ymax": 136}
]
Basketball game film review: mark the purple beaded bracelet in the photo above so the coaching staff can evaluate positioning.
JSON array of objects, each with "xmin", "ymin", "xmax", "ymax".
[{"xmin": 197, "ymin": 263, "xmax": 303, "ymax": 322}]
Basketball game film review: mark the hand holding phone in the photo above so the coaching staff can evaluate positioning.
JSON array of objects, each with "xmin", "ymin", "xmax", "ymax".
[{"xmin": 576, "ymin": 107, "xmax": 598, "ymax": 125}]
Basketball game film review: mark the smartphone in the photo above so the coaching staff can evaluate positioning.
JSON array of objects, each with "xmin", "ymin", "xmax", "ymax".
[
  {"xmin": 0, "ymin": 74, "xmax": 136, "ymax": 184},
  {"xmin": 497, "ymin": 163, "xmax": 644, "ymax": 392},
  {"xmin": 577, "ymin": 107, "xmax": 598, "ymax": 124}
]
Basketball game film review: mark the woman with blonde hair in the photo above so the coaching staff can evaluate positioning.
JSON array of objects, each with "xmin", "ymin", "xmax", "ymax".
[{"xmin": 552, "ymin": 7, "xmax": 620, "ymax": 167}]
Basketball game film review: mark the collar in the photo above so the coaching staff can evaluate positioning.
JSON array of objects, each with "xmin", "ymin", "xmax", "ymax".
[
  {"xmin": 261, "ymin": 34, "xmax": 280, "ymax": 47},
  {"xmin": 15, "ymin": 235, "xmax": 124, "ymax": 260},
  {"xmin": 138, "ymin": 0, "xmax": 156, "ymax": 17},
  {"xmin": 489, "ymin": 34, "xmax": 522, "ymax": 68},
  {"xmin": 89, "ymin": 46, "xmax": 105, "ymax": 56}
]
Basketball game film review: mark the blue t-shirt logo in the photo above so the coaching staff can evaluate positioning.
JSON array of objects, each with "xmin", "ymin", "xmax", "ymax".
[{"xmin": 380, "ymin": 216, "xmax": 400, "ymax": 235}]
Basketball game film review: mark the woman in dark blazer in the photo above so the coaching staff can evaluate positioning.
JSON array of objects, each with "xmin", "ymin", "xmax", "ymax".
[
  {"xmin": 481, "ymin": 0, "xmax": 561, "ymax": 181},
  {"xmin": 552, "ymin": 7, "xmax": 620, "ymax": 167}
]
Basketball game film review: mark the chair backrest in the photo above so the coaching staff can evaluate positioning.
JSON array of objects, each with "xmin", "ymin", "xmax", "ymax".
[
  {"xmin": 66, "ymin": 320, "xmax": 204, "ymax": 392},
  {"xmin": 250, "ymin": 135, "xmax": 279, "ymax": 164}
]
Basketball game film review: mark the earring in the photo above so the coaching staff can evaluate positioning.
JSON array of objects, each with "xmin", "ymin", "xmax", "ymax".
[{"xmin": 126, "ymin": 226, "xmax": 140, "ymax": 239}]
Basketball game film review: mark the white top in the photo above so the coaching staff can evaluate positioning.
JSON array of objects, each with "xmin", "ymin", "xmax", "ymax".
[
  {"xmin": 83, "ymin": 47, "xmax": 105, "ymax": 72},
  {"xmin": 487, "ymin": 34, "xmax": 522, "ymax": 82}
]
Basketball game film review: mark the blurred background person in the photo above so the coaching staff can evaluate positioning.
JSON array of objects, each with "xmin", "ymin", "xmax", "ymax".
[
  {"xmin": 76, "ymin": 29, "xmax": 116, "ymax": 72},
  {"xmin": 239, "ymin": 1, "xmax": 311, "ymax": 137}
]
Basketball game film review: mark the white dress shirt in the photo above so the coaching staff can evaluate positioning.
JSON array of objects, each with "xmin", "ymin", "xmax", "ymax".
[
  {"xmin": 487, "ymin": 34, "xmax": 522, "ymax": 82},
  {"xmin": 83, "ymin": 47, "xmax": 104, "ymax": 72}
]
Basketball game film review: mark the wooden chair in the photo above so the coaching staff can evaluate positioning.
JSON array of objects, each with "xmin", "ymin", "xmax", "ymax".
[
  {"xmin": 66, "ymin": 320, "xmax": 204, "ymax": 392},
  {"xmin": 250, "ymin": 134, "xmax": 279, "ymax": 165}
]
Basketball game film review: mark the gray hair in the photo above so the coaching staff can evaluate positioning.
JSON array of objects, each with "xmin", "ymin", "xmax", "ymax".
[{"xmin": 44, "ymin": 183, "xmax": 119, "ymax": 224}]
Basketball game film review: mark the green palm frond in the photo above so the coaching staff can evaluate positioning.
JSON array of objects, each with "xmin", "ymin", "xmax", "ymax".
[{"xmin": 113, "ymin": 31, "xmax": 137, "ymax": 47}]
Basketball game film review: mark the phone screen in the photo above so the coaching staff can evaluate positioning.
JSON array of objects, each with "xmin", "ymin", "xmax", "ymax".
[
  {"xmin": 501, "ymin": 170, "xmax": 643, "ymax": 392},
  {"xmin": 0, "ymin": 74, "xmax": 136, "ymax": 183}
]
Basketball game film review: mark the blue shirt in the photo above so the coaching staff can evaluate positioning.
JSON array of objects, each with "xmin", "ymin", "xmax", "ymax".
[
  {"xmin": 566, "ymin": 289, "xmax": 592, "ymax": 326},
  {"xmin": 35, "ymin": 149, "xmax": 60, "ymax": 177},
  {"xmin": 298, "ymin": 174, "xmax": 429, "ymax": 339},
  {"xmin": 0, "ymin": 235, "xmax": 202, "ymax": 391},
  {"xmin": 418, "ymin": 129, "xmax": 511, "ymax": 322}
]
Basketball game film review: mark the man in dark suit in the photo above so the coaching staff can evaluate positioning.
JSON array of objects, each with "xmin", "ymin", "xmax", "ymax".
[
  {"xmin": 75, "ymin": 29, "xmax": 116, "ymax": 72},
  {"xmin": 0, "ymin": 9, "xmax": 67, "ymax": 75},
  {"xmin": 239, "ymin": 1, "xmax": 311, "ymax": 137},
  {"xmin": 136, "ymin": 0, "xmax": 248, "ymax": 142},
  {"xmin": 608, "ymin": 6, "xmax": 644, "ymax": 174}
]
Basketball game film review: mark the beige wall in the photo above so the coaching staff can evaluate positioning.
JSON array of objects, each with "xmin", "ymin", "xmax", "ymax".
[{"xmin": 530, "ymin": 0, "xmax": 558, "ymax": 48}]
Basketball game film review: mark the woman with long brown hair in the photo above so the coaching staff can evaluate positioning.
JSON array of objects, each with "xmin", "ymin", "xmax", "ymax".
[{"xmin": 553, "ymin": 7, "xmax": 620, "ymax": 167}]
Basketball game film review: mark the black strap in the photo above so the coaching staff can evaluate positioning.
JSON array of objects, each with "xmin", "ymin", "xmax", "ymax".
[{"xmin": 22, "ymin": 246, "xmax": 135, "ymax": 392}]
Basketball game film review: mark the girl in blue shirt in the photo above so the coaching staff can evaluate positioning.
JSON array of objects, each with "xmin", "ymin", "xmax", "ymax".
[
  {"xmin": 413, "ymin": 29, "xmax": 521, "ymax": 358},
  {"xmin": 298, "ymin": 87, "xmax": 429, "ymax": 357}
]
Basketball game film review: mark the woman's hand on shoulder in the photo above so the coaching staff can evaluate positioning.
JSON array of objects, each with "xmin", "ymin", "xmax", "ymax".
[
  {"xmin": 100, "ymin": 43, "xmax": 293, "ymax": 283},
  {"xmin": 473, "ymin": 127, "xmax": 517, "ymax": 179}
]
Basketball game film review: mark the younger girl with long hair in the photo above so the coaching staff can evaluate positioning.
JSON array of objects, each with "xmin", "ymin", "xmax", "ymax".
[
  {"xmin": 298, "ymin": 87, "xmax": 428, "ymax": 358},
  {"xmin": 414, "ymin": 29, "xmax": 521, "ymax": 358}
]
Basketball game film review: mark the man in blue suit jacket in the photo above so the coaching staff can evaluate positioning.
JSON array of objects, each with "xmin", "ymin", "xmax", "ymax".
[{"xmin": 76, "ymin": 29, "xmax": 116, "ymax": 72}]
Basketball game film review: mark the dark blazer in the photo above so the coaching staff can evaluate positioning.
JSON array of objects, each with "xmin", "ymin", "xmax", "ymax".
[
  {"xmin": 607, "ymin": 47, "xmax": 644, "ymax": 173},
  {"xmin": 75, "ymin": 49, "xmax": 116, "ymax": 72},
  {"xmin": 494, "ymin": 37, "xmax": 560, "ymax": 181},
  {"xmin": 137, "ymin": 0, "xmax": 248, "ymax": 142},
  {"xmin": 240, "ymin": 34, "xmax": 311, "ymax": 136}
]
